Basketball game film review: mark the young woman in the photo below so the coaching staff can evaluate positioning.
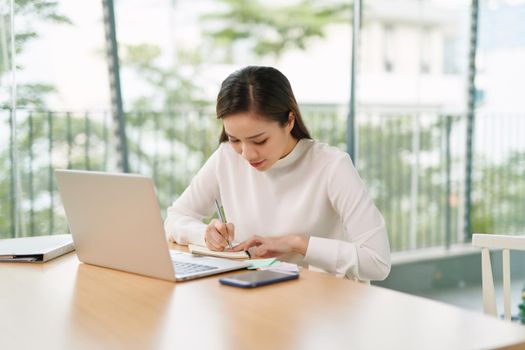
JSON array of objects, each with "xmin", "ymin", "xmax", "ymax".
[{"xmin": 164, "ymin": 66, "xmax": 390, "ymax": 281}]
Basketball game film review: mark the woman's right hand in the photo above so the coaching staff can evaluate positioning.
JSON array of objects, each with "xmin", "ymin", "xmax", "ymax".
[{"xmin": 205, "ymin": 219, "xmax": 235, "ymax": 251}]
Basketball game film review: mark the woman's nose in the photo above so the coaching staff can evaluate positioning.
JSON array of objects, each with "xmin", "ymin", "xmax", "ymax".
[{"xmin": 241, "ymin": 144, "xmax": 257, "ymax": 160}]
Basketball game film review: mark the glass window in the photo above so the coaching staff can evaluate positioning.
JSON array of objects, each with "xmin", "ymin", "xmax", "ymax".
[
  {"xmin": 0, "ymin": 1, "xmax": 110, "ymax": 238},
  {"xmin": 473, "ymin": 0, "xmax": 525, "ymax": 235},
  {"xmin": 114, "ymin": 0, "xmax": 354, "ymax": 213},
  {"xmin": 360, "ymin": 0, "xmax": 471, "ymax": 250}
]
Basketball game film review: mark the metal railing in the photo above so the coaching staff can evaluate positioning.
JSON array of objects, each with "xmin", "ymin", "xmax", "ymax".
[{"xmin": 1, "ymin": 106, "xmax": 524, "ymax": 252}]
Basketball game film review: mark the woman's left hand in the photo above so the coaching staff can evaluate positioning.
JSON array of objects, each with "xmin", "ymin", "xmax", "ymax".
[{"xmin": 231, "ymin": 234, "xmax": 309, "ymax": 258}]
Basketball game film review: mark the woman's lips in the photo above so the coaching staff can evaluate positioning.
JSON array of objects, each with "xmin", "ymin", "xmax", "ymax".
[{"xmin": 250, "ymin": 160, "xmax": 265, "ymax": 168}]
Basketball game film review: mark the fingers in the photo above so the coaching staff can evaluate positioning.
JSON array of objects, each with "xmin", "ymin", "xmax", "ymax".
[
  {"xmin": 232, "ymin": 235, "xmax": 279, "ymax": 258},
  {"xmin": 226, "ymin": 223, "xmax": 235, "ymax": 244},
  {"xmin": 231, "ymin": 235, "xmax": 263, "ymax": 252},
  {"xmin": 253, "ymin": 246, "xmax": 272, "ymax": 258},
  {"xmin": 213, "ymin": 220, "xmax": 233, "ymax": 244},
  {"xmin": 228, "ymin": 235, "xmax": 287, "ymax": 258},
  {"xmin": 205, "ymin": 220, "xmax": 236, "ymax": 251},
  {"xmin": 205, "ymin": 219, "xmax": 230, "ymax": 251},
  {"xmin": 205, "ymin": 230, "xmax": 226, "ymax": 251}
]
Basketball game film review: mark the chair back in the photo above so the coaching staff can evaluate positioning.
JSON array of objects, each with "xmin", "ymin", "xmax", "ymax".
[{"xmin": 472, "ymin": 233, "xmax": 525, "ymax": 321}]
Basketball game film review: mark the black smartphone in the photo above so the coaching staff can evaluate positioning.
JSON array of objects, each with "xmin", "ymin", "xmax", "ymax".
[{"xmin": 219, "ymin": 270, "xmax": 299, "ymax": 288}]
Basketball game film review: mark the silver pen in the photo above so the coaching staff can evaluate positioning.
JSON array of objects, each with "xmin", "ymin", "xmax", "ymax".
[{"xmin": 214, "ymin": 199, "xmax": 233, "ymax": 250}]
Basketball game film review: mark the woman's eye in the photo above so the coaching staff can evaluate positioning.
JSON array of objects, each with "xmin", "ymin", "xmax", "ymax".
[
  {"xmin": 254, "ymin": 139, "xmax": 268, "ymax": 145},
  {"xmin": 229, "ymin": 139, "xmax": 240, "ymax": 143}
]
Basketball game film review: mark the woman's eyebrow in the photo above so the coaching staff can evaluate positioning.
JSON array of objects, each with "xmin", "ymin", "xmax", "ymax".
[{"xmin": 226, "ymin": 131, "xmax": 267, "ymax": 140}]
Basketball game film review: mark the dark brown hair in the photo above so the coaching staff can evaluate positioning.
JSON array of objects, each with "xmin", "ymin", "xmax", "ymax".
[{"xmin": 216, "ymin": 66, "xmax": 311, "ymax": 142}]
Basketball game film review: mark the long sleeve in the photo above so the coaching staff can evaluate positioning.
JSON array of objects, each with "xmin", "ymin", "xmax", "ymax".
[
  {"xmin": 164, "ymin": 139, "xmax": 390, "ymax": 281},
  {"xmin": 164, "ymin": 147, "xmax": 221, "ymax": 246},
  {"xmin": 304, "ymin": 153, "xmax": 391, "ymax": 281}
]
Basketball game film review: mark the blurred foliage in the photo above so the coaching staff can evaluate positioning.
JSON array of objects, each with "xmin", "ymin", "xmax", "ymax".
[
  {"xmin": 0, "ymin": 0, "xmax": 71, "ymax": 108},
  {"xmin": 201, "ymin": 0, "xmax": 351, "ymax": 61},
  {"xmin": 1, "ymin": 0, "xmax": 71, "ymax": 237},
  {"xmin": 1, "ymin": 0, "xmax": 523, "ymax": 250},
  {"xmin": 472, "ymin": 152, "xmax": 525, "ymax": 234},
  {"xmin": 115, "ymin": 0, "xmax": 354, "ymax": 227},
  {"xmin": 122, "ymin": 44, "xmax": 210, "ymax": 110},
  {"xmin": 1, "ymin": 111, "xmax": 110, "ymax": 236}
]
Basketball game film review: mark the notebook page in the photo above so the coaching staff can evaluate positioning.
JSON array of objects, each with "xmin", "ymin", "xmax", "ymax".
[{"xmin": 188, "ymin": 244, "xmax": 249, "ymax": 260}]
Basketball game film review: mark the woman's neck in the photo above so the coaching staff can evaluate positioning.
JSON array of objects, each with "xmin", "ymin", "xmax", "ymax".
[{"xmin": 280, "ymin": 137, "xmax": 298, "ymax": 159}]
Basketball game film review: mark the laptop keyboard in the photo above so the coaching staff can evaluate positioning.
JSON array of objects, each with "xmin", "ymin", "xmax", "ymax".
[{"xmin": 172, "ymin": 260, "xmax": 218, "ymax": 276}]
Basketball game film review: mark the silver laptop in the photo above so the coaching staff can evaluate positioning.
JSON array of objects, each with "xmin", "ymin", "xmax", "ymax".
[{"xmin": 55, "ymin": 169, "xmax": 248, "ymax": 282}]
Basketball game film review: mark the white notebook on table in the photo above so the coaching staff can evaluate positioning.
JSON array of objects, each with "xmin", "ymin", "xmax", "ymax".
[
  {"xmin": 188, "ymin": 244, "xmax": 250, "ymax": 260},
  {"xmin": 0, "ymin": 234, "xmax": 74, "ymax": 263}
]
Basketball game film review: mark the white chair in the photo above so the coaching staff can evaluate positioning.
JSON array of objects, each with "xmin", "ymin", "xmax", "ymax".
[{"xmin": 472, "ymin": 233, "xmax": 525, "ymax": 321}]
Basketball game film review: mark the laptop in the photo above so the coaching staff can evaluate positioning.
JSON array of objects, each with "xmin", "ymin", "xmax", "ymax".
[{"xmin": 55, "ymin": 169, "xmax": 248, "ymax": 282}]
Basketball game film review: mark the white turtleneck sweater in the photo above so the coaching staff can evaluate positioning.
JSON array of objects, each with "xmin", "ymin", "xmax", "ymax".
[{"xmin": 164, "ymin": 139, "xmax": 391, "ymax": 281}]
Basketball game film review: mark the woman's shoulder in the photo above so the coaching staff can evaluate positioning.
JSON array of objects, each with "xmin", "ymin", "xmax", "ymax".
[
  {"xmin": 304, "ymin": 141, "xmax": 360, "ymax": 187},
  {"xmin": 214, "ymin": 142, "xmax": 236, "ymax": 159},
  {"xmin": 305, "ymin": 139, "xmax": 352, "ymax": 164},
  {"xmin": 200, "ymin": 142, "xmax": 237, "ymax": 171},
  {"xmin": 212, "ymin": 142, "xmax": 244, "ymax": 169}
]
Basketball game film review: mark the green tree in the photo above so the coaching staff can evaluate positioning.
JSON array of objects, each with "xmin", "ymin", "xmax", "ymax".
[
  {"xmin": 0, "ymin": 110, "xmax": 111, "ymax": 237},
  {"xmin": 472, "ymin": 151, "xmax": 525, "ymax": 234},
  {"xmin": 0, "ymin": 0, "xmax": 71, "ymax": 108},
  {"xmin": 1, "ymin": 1, "xmax": 71, "ymax": 237},
  {"xmin": 121, "ymin": 43, "xmax": 220, "ymax": 207},
  {"xmin": 354, "ymin": 116, "xmax": 465, "ymax": 251},
  {"xmin": 119, "ymin": 1, "xmax": 352, "ymax": 212},
  {"xmin": 122, "ymin": 44, "xmax": 209, "ymax": 110},
  {"xmin": 201, "ymin": 0, "xmax": 351, "ymax": 61}
]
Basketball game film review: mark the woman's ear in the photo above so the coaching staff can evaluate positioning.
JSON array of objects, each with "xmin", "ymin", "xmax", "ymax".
[{"xmin": 287, "ymin": 112, "xmax": 295, "ymax": 132}]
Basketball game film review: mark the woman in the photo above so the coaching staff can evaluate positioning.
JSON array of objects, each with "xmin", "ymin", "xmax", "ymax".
[{"xmin": 164, "ymin": 66, "xmax": 390, "ymax": 281}]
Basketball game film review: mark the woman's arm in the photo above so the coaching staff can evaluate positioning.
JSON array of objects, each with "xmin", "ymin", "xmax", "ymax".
[
  {"xmin": 232, "ymin": 153, "xmax": 390, "ymax": 281},
  {"xmin": 232, "ymin": 234, "xmax": 310, "ymax": 257},
  {"xmin": 304, "ymin": 153, "xmax": 391, "ymax": 281},
  {"xmin": 164, "ymin": 147, "xmax": 221, "ymax": 246}
]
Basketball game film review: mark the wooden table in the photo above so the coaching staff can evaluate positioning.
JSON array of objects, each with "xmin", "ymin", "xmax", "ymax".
[{"xmin": 2, "ymin": 247, "xmax": 525, "ymax": 350}]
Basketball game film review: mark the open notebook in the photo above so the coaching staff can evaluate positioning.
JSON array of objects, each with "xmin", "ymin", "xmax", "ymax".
[{"xmin": 188, "ymin": 244, "xmax": 249, "ymax": 260}]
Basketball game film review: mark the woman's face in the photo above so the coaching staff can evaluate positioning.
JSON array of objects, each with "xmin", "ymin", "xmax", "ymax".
[{"xmin": 223, "ymin": 112, "xmax": 296, "ymax": 171}]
